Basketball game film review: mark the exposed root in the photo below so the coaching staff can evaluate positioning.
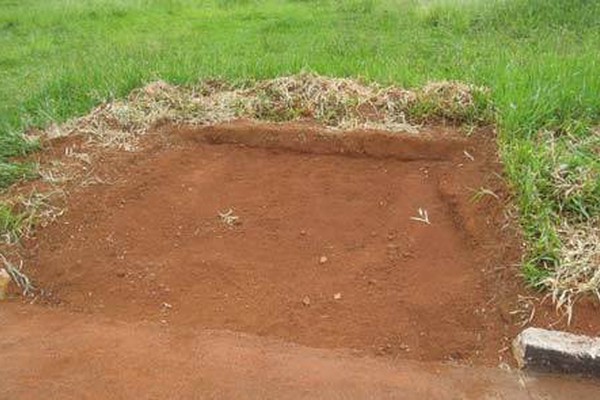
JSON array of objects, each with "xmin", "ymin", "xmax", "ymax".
[{"xmin": 0, "ymin": 254, "xmax": 35, "ymax": 296}]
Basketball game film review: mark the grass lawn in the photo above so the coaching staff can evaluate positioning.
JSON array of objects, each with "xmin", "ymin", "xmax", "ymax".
[{"xmin": 1, "ymin": 0, "xmax": 599, "ymax": 295}]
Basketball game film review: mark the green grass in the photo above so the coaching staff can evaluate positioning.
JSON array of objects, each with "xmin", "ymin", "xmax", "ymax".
[
  {"xmin": 0, "ymin": 202, "xmax": 24, "ymax": 243},
  {"xmin": 1, "ymin": 0, "xmax": 599, "ymax": 285}
]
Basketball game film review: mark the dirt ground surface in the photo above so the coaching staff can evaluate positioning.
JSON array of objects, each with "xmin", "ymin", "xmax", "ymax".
[
  {"xmin": 2, "ymin": 303, "xmax": 600, "ymax": 400},
  {"xmin": 2, "ymin": 121, "xmax": 600, "ymax": 397}
]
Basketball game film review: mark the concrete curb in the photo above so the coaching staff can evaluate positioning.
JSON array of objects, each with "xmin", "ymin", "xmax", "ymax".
[{"xmin": 513, "ymin": 327, "xmax": 600, "ymax": 377}]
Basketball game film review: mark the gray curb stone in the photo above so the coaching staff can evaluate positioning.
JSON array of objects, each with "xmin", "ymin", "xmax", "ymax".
[{"xmin": 513, "ymin": 327, "xmax": 600, "ymax": 377}]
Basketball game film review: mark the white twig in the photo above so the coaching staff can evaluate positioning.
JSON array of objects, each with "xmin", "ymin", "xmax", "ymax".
[{"xmin": 410, "ymin": 208, "xmax": 431, "ymax": 225}]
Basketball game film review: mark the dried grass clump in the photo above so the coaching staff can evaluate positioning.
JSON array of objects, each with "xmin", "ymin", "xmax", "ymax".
[
  {"xmin": 0, "ymin": 191, "xmax": 65, "ymax": 245},
  {"xmin": 237, "ymin": 74, "xmax": 490, "ymax": 129},
  {"xmin": 42, "ymin": 73, "xmax": 492, "ymax": 151},
  {"xmin": 531, "ymin": 128, "xmax": 600, "ymax": 318},
  {"xmin": 543, "ymin": 219, "xmax": 600, "ymax": 323},
  {"xmin": 46, "ymin": 80, "xmax": 195, "ymax": 149},
  {"xmin": 551, "ymin": 163, "xmax": 599, "ymax": 217},
  {"xmin": 239, "ymin": 74, "xmax": 414, "ymax": 129},
  {"xmin": 543, "ymin": 128, "xmax": 600, "ymax": 219},
  {"xmin": 416, "ymin": 80, "xmax": 492, "ymax": 123}
]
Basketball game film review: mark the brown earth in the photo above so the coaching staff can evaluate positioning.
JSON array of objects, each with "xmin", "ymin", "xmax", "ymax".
[{"xmin": 2, "ymin": 121, "xmax": 600, "ymax": 397}]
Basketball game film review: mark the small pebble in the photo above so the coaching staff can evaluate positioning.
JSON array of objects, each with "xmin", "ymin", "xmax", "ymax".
[
  {"xmin": 319, "ymin": 256, "xmax": 328, "ymax": 264},
  {"xmin": 302, "ymin": 296, "xmax": 311, "ymax": 306}
]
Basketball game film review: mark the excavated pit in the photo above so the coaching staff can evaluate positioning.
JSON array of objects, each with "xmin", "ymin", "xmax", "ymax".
[{"xmin": 22, "ymin": 121, "xmax": 526, "ymax": 364}]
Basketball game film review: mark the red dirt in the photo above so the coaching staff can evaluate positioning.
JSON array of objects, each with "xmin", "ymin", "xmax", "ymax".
[
  {"xmin": 2, "ymin": 121, "xmax": 600, "ymax": 397},
  {"xmin": 2, "ymin": 302, "xmax": 600, "ymax": 399},
  {"xmin": 20, "ymin": 121, "xmax": 527, "ymax": 365}
]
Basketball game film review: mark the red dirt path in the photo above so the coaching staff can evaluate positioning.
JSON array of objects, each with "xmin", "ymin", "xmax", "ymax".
[{"xmin": 2, "ymin": 303, "xmax": 600, "ymax": 399}]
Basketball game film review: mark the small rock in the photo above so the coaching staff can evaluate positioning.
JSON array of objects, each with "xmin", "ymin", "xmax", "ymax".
[
  {"xmin": 302, "ymin": 296, "xmax": 311, "ymax": 306},
  {"xmin": 319, "ymin": 256, "xmax": 328, "ymax": 264},
  {"xmin": 333, "ymin": 293, "xmax": 342, "ymax": 300},
  {"xmin": 300, "ymin": 230, "xmax": 307, "ymax": 236}
]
